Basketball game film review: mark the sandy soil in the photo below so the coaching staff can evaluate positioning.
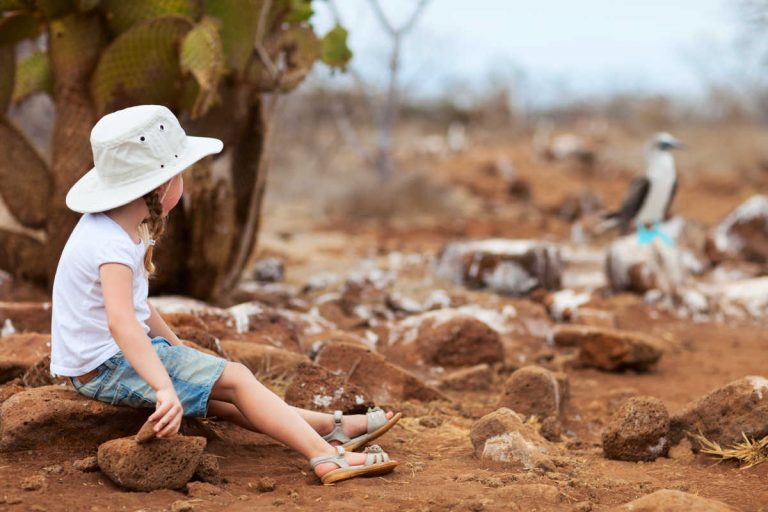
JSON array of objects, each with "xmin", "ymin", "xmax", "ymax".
[{"xmin": 1, "ymin": 134, "xmax": 767, "ymax": 511}]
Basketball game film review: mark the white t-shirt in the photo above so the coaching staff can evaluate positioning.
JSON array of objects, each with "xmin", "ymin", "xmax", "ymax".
[{"xmin": 50, "ymin": 212, "xmax": 151, "ymax": 376}]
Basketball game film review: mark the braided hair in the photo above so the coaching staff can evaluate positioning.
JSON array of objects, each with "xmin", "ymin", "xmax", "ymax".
[{"xmin": 140, "ymin": 188, "xmax": 166, "ymax": 276}]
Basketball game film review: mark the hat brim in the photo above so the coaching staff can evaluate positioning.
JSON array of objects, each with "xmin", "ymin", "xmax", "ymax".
[{"xmin": 66, "ymin": 135, "xmax": 223, "ymax": 214}]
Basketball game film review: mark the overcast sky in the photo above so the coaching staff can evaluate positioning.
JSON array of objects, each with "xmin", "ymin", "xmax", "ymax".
[{"xmin": 311, "ymin": 0, "xmax": 744, "ymax": 106}]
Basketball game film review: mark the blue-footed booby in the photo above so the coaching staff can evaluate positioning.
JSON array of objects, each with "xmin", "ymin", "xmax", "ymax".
[{"xmin": 605, "ymin": 132, "xmax": 685, "ymax": 243}]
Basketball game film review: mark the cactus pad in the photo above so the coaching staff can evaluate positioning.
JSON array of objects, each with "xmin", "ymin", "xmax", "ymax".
[
  {"xmin": 204, "ymin": 0, "xmax": 260, "ymax": 76},
  {"xmin": 11, "ymin": 50, "xmax": 52, "ymax": 103},
  {"xmin": 0, "ymin": 12, "xmax": 42, "ymax": 45},
  {"xmin": 250, "ymin": 25, "xmax": 320, "ymax": 92},
  {"xmin": 99, "ymin": 0, "xmax": 201, "ymax": 35},
  {"xmin": 180, "ymin": 15, "xmax": 224, "ymax": 118},
  {"xmin": 91, "ymin": 15, "xmax": 193, "ymax": 114}
]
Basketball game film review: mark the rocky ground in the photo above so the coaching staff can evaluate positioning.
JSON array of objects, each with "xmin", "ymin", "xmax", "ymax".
[{"xmin": 1, "ymin": 133, "xmax": 768, "ymax": 511}]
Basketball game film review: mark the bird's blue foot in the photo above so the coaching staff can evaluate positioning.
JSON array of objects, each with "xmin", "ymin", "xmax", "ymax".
[{"xmin": 636, "ymin": 222, "xmax": 674, "ymax": 246}]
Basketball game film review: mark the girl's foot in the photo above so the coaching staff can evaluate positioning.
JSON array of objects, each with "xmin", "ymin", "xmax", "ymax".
[
  {"xmin": 313, "ymin": 450, "xmax": 370, "ymax": 478},
  {"xmin": 320, "ymin": 410, "xmax": 395, "ymax": 442}
]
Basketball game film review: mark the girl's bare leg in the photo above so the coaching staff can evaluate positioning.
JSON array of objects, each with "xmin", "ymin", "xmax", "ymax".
[{"xmin": 207, "ymin": 362, "xmax": 370, "ymax": 476}]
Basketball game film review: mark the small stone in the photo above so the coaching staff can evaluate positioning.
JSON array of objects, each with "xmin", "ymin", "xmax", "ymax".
[
  {"xmin": 20, "ymin": 474, "xmax": 46, "ymax": 491},
  {"xmin": 134, "ymin": 419, "xmax": 157, "ymax": 444},
  {"xmin": 256, "ymin": 476, "xmax": 276, "ymax": 492},
  {"xmin": 170, "ymin": 500, "xmax": 195, "ymax": 512},
  {"xmin": 470, "ymin": 408, "xmax": 555, "ymax": 471},
  {"xmin": 497, "ymin": 366, "xmax": 568, "ymax": 422},
  {"xmin": 419, "ymin": 416, "xmax": 444, "ymax": 428},
  {"xmin": 602, "ymin": 396, "xmax": 670, "ymax": 462},
  {"xmin": 440, "ymin": 364, "xmax": 493, "ymax": 391},
  {"xmin": 186, "ymin": 481, "xmax": 221, "ymax": 498},
  {"xmin": 41, "ymin": 464, "xmax": 64, "ymax": 476},
  {"xmin": 72, "ymin": 456, "xmax": 99, "ymax": 472},
  {"xmin": 573, "ymin": 501, "xmax": 592, "ymax": 512},
  {"xmin": 193, "ymin": 453, "xmax": 221, "ymax": 484}
]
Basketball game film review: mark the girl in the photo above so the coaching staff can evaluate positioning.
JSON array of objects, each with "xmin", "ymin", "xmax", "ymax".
[{"xmin": 50, "ymin": 105, "xmax": 401, "ymax": 485}]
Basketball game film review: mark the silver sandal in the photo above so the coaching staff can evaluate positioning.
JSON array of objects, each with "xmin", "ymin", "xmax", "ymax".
[
  {"xmin": 322, "ymin": 407, "xmax": 403, "ymax": 452},
  {"xmin": 310, "ymin": 444, "xmax": 397, "ymax": 485}
]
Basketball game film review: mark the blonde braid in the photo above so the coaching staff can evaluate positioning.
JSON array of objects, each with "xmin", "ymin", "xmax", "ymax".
[{"xmin": 141, "ymin": 189, "xmax": 166, "ymax": 276}]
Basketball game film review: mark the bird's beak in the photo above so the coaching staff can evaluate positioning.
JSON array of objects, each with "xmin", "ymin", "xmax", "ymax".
[{"xmin": 670, "ymin": 139, "xmax": 686, "ymax": 150}]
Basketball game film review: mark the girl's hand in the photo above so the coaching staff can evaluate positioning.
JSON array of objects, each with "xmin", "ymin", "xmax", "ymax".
[{"xmin": 149, "ymin": 385, "xmax": 183, "ymax": 438}]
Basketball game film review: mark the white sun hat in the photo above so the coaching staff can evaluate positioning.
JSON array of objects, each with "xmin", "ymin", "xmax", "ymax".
[{"xmin": 66, "ymin": 104, "xmax": 223, "ymax": 214}]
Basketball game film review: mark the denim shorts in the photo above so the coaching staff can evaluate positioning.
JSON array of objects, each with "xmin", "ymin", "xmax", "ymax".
[{"xmin": 69, "ymin": 337, "xmax": 228, "ymax": 418}]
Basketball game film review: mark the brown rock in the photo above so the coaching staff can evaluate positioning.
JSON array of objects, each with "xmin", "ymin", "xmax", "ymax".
[
  {"xmin": 435, "ymin": 239, "xmax": 563, "ymax": 296},
  {"xmin": 283, "ymin": 362, "xmax": 373, "ymax": 414},
  {"xmin": 0, "ymin": 386, "xmax": 149, "ymax": 452},
  {"xmin": 194, "ymin": 453, "xmax": 221, "ymax": 484},
  {"xmin": 226, "ymin": 302, "xmax": 303, "ymax": 352},
  {"xmin": 315, "ymin": 342, "xmax": 446, "ymax": 404},
  {"xmin": 0, "ymin": 333, "xmax": 51, "ymax": 383},
  {"xmin": 469, "ymin": 408, "xmax": 555, "ymax": 471},
  {"xmin": 386, "ymin": 312, "xmax": 504, "ymax": 368},
  {"xmin": 162, "ymin": 313, "xmax": 224, "ymax": 355},
  {"xmin": 135, "ymin": 419, "xmax": 157, "ymax": 444},
  {"xmin": 256, "ymin": 476, "xmax": 276, "ymax": 492},
  {"xmin": 221, "ymin": 340, "xmax": 309, "ymax": 378},
  {"xmin": 97, "ymin": 435, "xmax": 206, "ymax": 491},
  {"xmin": 0, "ymin": 302, "xmax": 51, "ymax": 334},
  {"xmin": 602, "ymin": 396, "xmax": 670, "ymax": 461},
  {"xmin": 553, "ymin": 325, "xmax": 663, "ymax": 372},
  {"xmin": 670, "ymin": 376, "xmax": 768, "ymax": 449},
  {"xmin": 497, "ymin": 366, "xmax": 568, "ymax": 422},
  {"xmin": 612, "ymin": 489, "xmax": 737, "ymax": 511},
  {"xmin": 72, "ymin": 456, "xmax": 99, "ymax": 472},
  {"xmin": 440, "ymin": 364, "xmax": 493, "ymax": 391},
  {"xmin": 705, "ymin": 195, "xmax": 768, "ymax": 265},
  {"xmin": 22, "ymin": 355, "xmax": 68, "ymax": 387},
  {"xmin": 186, "ymin": 481, "xmax": 221, "ymax": 498},
  {"xmin": 0, "ymin": 378, "xmax": 25, "ymax": 405},
  {"xmin": 301, "ymin": 330, "xmax": 368, "ymax": 357},
  {"xmin": 20, "ymin": 474, "xmax": 46, "ymax": 491}
]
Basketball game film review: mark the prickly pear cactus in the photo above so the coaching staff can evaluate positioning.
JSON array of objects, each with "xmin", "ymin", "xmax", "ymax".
[{"xmin": 0, "ymin": 0, "xmax": 352, "ymax": 298}]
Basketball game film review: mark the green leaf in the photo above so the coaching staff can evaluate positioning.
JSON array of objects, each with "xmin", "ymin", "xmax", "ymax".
[
  {"xmin": 11, "ymin": 50, "xmax": 51, "ymax": 103},
  {"xmin": 284, "ymin": 0, "xmax": 312, "ymax": 23},
  {"xmin": 91, "ymin": 15, "xmax": 193, "ymax": 114},
  {"xmin": 180, "ymin": 16, "xmax": 225, "ymax": 118},
  {"xmin": 99, "ymin": 0, "xmax": 200, "ymax": 34},
  {"xmin": 320, "ymin": 24, "xmax": 351, "ymax": 70},
  {"xmin": 0, "ymin": 12, "xmax": 42, "ymax": 45}
]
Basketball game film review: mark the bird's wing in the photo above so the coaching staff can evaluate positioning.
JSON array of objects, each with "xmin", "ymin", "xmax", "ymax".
[
  {"xmin": 618, "ymin": 177, "xmax": 650, "ymax": 230},
  {"xmin": 663, "ymin": 179, "xmax": 678, "ymax": 219}
]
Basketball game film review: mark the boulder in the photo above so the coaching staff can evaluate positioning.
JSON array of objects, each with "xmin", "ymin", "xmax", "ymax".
[
  {"xmin": 315, "ymin": 342, "xmax": 445, "ymax": 404},
  {"xmin": 385, "ymin": 310, "xmax": 504, "ymax": 368},
  {"xmin": 0, "ymin": 378, "xmax": 25, "ymax": 405},
  {"xmin": 440, "ymin": 364, "xmax": 493, "ymax": 391},
  {"xmin": 435, "ymin": 239, "xmax": 562, "ymax": 296},
  {"xmin": 220, "ymin": 340, "xmax": 309, "ymax": 379},
  {"xmin": 0, "ymin": 386, "xmax": 148, "ymax": 452},
  {"xmin": 161, "ymin": 313, "xmax": 224, "ymax": 355},
  {"xmin": 0, "ymin": 333, "xmax": 51, "ymax": 383},
  {"xmin": 469, "ymin": 408, "xmax": 555, "ymax": 471},
  {"xmin": 553, "ymin": 325, "xmax": 663, "ymax": 372},
  {"xmin": 497, "ymin": 366, "xmax": 568, "ymax": 425},
  {"xmin": 705, "ymin": 195, "xmax": 768, "ymax": 265},
  {"xmin": 301, "ymin": 330, "xmax": 369, "ymax": 357},
  {"xmin": 226, "ymin": 302, "xmax": 302, "ymax": 352},
  {"xmin": 0, "ymin": 302, "xmax": 51, "ymax": 334},
  {"xmin": 602, "ymin": 396, "xmax": 670, "ymax": 461},
  {"xmin": 97, "ymin": 435, "xmax": 206, "ymax": 491},
  {"xmin": 194, "ymin": 453, "xmax": 222, "ymax": 485},
  {"xmin": 612, "ymin": 489, "xmax": 737, "ymax": 512},
  {"xmin": 283, "ymin": 362, "xmax": 374, "ymax": 414},
  {"xmin": 670, "ymin": 376, "xmax": 768, "ymax": 449}
]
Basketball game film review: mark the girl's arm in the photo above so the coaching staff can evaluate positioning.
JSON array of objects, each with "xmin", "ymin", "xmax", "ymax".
[
  {"xmin": 101, "ymin": 263, "xmax": 182, "ymax": 438},
  {"xmin": 145, "ymin": 302, "xmax": 183, "ymax": 346}
]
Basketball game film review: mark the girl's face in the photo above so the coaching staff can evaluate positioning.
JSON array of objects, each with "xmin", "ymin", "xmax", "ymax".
[{"xmin": 160, "ymin": 174, "xmax": 183, "ymax": 215}]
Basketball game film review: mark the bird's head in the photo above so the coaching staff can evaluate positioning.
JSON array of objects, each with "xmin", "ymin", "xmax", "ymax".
[{"xmin": 649, "ymin": 132, "xmax": 685, "ymax": 152}]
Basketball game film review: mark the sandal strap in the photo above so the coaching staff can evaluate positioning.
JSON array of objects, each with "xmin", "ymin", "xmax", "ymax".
[
  {"xmin": 310, "ymin": 445, "xmax": 348, "ymax": 469},
  {"xmin": 321, "ymin": 410, "xmax": 351, "ymax": 444},
  {"xmin": 366, "ymin": 407, "xmax": 388, "ymax": 434},
  {"xmin": 363, "ymin": 444, "xmax": 390, "ymax": 465}
]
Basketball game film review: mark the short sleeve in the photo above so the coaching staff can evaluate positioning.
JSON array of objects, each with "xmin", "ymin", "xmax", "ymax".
[{"xmin": 95, "ymin": 237, "xmax": 138, "ymax": 270}]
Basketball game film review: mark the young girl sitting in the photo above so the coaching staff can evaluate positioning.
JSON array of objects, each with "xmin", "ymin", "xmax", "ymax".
[{"xmin": 49, "ymin": 105, "xmax": 400, "ymax": 485}]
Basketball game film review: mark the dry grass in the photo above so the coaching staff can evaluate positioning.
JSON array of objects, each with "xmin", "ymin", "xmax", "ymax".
[{"xmin": 690, "ymin": 431, "xmax": 768, "ymax": 469}]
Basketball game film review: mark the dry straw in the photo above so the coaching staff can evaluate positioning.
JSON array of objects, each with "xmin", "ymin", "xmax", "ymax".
[{"xmin": 690, "ymin": 431, "xmax": 768, "ymax": 469}]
